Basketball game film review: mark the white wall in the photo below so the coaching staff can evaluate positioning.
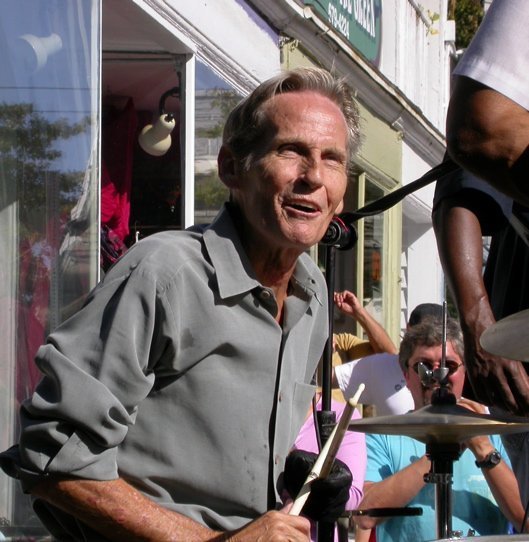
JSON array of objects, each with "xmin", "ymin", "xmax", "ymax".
[
  {"xmin": 378, "ymin": 0, "xmax": 452, "ymax": 133},
  {"xmin": 136, "ymin": 0, "xmax": 281, "ymax": 90},
  {"xmin": 400, "ymin": 143, "xmax": 445, "ymax": 324}
]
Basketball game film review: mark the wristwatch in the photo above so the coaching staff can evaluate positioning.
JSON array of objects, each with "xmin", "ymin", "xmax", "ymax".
[{"xmin": 475, "ymin": 449, "xmax": 502, "ymax": 470}]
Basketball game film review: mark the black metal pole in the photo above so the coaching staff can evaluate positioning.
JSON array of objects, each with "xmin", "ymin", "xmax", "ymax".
[
  {"xmin": 424, "ymin": 442, "xmax": 461, "ymax": 540},
  {"xmin": 321, "ymin": 244, "xmax": 336, "ymax": 414},
  {"xmin": 316, "ymin": 245, "xmax": 338, "ymax": 542}
]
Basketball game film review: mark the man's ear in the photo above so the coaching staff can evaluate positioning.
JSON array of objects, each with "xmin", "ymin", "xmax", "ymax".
[{"xmin": 218, "ymin": 145, "xmax": 240, "ymax": 189}]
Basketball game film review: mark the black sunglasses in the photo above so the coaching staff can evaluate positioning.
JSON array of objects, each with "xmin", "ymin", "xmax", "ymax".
[{"xmin": 410, "ymin": 360, "xmax": 463, "ymax": 376}]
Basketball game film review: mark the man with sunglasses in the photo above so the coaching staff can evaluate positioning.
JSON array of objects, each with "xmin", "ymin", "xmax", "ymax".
[{"xmin": 354, "ymin": 317, "xmax": 526, "ymax": 541}]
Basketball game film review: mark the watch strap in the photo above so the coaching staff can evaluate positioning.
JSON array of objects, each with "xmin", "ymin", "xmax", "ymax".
[{"xmin": 475, "ymin": 449, "xmax": 501, "ymax": 469}]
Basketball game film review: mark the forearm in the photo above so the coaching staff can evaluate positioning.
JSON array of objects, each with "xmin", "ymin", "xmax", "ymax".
[
  {"xmin": 32, "ymin": 477, "xmax": 311, "ymax": 542},
  {"xmin": 469, "ymin": 439, "xmax": 526, "ymax": 532},
  {"xmin": 432, "ymin": 201, "xmax": 494, "ymax": 334},
  {"xmin": 334, "ymin": 291, "xmax": 396, "ymax": 355},
  {"xmin": 32, "ymin": 477, "xmax": 222, "ymax": 542},
  {"xmin": 482, "ymin": 462, "xmax": 526, "ymax": 532},
  {"xmin": 354, "ymin": 310, "xmax": 396, "ymax": 354},
  {"xmin": 434, "ymin": 198, "xmax": 529, "ymax": 414},
  {"xmin": 355, "ymin": 456, "xmax": 430, "ymax": 529}
]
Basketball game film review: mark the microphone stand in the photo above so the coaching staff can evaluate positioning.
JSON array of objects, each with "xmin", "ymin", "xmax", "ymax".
[
  {"xmin": 315, "ymin": 158, "xmax": 459, "ymax": 541},
  {"xmin": 317, "ymin": 244, "xmax": 339, "ymax": 542},
  {"xmin": 318, "ymin": 234, "xmax": 359, "ymax": 541}
]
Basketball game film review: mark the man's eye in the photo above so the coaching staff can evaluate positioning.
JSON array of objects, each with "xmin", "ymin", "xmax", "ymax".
[
  {"xmin": 278, "ymin": 145, "xmax": 299, "ymax": 155},
  {"xmin": 323, "ymin": 153, "xmax": 346, "ymax": 167}
]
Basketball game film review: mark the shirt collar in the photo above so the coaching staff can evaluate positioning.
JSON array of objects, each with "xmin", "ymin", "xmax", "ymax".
[{"xmin": 203, "ymin": 204, "xmax": 324, "ymax": 306}]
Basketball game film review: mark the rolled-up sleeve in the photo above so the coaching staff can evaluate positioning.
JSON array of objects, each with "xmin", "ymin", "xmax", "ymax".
[{"xmin": 10, "ymin": 265, "xmax": 168, "ymax": 490}]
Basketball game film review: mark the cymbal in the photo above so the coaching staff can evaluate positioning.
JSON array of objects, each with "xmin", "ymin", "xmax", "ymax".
[
  {"xmin": 348, "ymin": 402, "xmax": 529, "ymax": 443},
  {"xmin": 480, "ymin": 308, "xmax": 529, "ymax": 361}
]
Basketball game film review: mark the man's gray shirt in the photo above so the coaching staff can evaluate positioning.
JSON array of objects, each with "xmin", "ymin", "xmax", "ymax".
[{"xmin": 1, "ymin": 205, "xmax": 328, "ymax": 539}]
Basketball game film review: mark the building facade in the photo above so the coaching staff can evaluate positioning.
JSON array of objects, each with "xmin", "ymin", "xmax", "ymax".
[
  {"xmin": 0, "ymin": 0, "xmax": 453, "ymax": 533},
  {"xmin": 250, "ymin": 0, "xmax": 454, "ymax": 334}
]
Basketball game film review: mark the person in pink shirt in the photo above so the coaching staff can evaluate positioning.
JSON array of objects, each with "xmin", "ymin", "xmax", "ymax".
[{"xmin": 290, "ymin": 393, "xmax": 366, "ymax": 541}]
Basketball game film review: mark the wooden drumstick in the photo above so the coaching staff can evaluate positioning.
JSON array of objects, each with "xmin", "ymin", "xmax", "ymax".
[{"xmin": 289, "ymin": 383, "xmax": 365, "ymax": 516}]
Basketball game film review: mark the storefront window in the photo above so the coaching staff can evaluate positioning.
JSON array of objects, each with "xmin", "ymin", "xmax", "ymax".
[
  {"xmin": 332, "ymin": 174, "xmax": 386, "ymax": 333},
  {"xmin": 331, "ymin": 172, "xmax": 360, "ymax": 333},
  {"xmin": 194, "ymin": 61, "xmax": 243, "ymax": 226},
  {"xmin": 363, "ymin": 181, "xmax": 385, "ymax": 322},
  {"xmin": 0, "ymin": 0, "xmax": 100, "ymax": 535},
  {"xmin": 101, "ymin": 51, "xmax": 183, "ymax": 252}
]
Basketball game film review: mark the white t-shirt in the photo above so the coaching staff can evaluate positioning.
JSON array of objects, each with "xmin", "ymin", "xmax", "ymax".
[
  {"xmin": 334, "ymin": 353, "xmax": 414, "ymax": 416},
  {"xmin": 454, "ymin": 0, "xmax": 529, "ymax": 111}
]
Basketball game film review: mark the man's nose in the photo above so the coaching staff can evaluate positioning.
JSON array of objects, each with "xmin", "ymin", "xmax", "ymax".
[{"xmin": 300, "ymin": 156, "xmax": 324, "ymax": 188}]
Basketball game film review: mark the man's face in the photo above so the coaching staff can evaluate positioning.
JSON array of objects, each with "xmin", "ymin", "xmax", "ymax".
[
  {"xmin": 230, "ymin": 90, "xmax": 349, "ymax": 253},
  {"xmin": 404, "ymin": 342, "xmax": 465, "ymax": 408}
]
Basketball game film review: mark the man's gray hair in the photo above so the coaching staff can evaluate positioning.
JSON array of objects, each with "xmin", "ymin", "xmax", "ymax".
[
  {"xmin": 222, "ymin": 67, "xmax": 361, "ymax": 175},
  {"xmin": 399, "ymin": 316, "xmax": 464, "ymax": 372}
]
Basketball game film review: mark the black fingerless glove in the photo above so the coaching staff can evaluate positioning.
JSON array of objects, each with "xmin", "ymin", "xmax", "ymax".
[{"xmin": 283, "ymin": 449, "xmax": 353, "ymax": 522}]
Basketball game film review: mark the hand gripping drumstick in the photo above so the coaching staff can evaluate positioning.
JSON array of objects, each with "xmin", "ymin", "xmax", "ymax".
[{"xmin": 289, "ymin": 383, "xmax": 365, "ymax": 516}]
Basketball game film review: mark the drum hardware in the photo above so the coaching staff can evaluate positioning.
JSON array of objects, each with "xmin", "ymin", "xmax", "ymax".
[
  {"xmin": 349, "ymin": 401, "xmax": 529, "ymax": 539},
  {"xmin": 423, "ymin": 440, "xmax": 461, "ymax": 539},
  {"xmin": 351, "ymin": 507, "xmax": 422, "ymax": 518},
  {"xmin": 349, "ymin": 399, "xmax": 529, "ymax": 539},
  {"xmin": 433, "ymin": 536, "xmax": 529, "ymax": 541},
  {"xmin": 348, "ymin": 304, "xmax": 529, "ymax": 539},
  {"xmin": 480, "ymin": 308, "xmax": 529, "ymax": 361}
]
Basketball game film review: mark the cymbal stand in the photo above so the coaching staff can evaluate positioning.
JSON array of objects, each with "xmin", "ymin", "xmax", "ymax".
[
  {"xmin": 424, "ymin": 303, "xmax": 463, "ymax": 540},
  {"xmin": 424, "ymin": 440, "xmax": 462, "ymax": 540}
]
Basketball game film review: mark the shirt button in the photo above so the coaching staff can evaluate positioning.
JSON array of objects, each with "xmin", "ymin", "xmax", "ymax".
[
  {"xmin": 275, "ymin": 454, "xmax": 281, "ymax": 465},
  {"xmin": 278, "ymin": 392, "xmax": 283, "ymax": 402},
  {"xmin": 260, "ymin": 289, "xmax": 272, "ymax": 300}
]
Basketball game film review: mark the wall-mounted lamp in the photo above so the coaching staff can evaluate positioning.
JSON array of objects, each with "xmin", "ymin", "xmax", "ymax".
[
  {"xmin": 138, "ymin": 87, "xmax": 180, "ymax": 156},
  {"xmin": 16, "ymin": 33, "xmax": 63, "ymax": 74}
]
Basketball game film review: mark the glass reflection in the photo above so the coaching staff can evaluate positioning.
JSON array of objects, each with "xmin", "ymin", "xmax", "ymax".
[
  {"xmin": 194, "ymin": 61, "xmax": 243, "ymax": 225},
  {"xmin": 0, "ymin": 0, "xmax": 99, "ymax": 535},
  {"xmin": 364, "ymin": 182, "xmax": 384, "ymax": 322}
]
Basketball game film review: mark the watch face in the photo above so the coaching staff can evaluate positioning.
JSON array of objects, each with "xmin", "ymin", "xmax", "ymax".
[
  {"xmin": 477, "ymin": 450, "xmax": 501, "ymax": 469},
  {"xmin": 490, "ymin": 451, "xmax": 501, "ymax": 465}
]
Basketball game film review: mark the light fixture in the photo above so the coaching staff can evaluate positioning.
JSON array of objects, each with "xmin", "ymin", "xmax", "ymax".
[
  {"xmin": 16, "ymin": 33, "xmax": 63, "ymax": 74},
  {"xmin": 138, "ymin": 87, "xmax": 179, "ymax": 156}
]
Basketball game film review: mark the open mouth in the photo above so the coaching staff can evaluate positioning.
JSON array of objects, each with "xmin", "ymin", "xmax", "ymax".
[{"xmin": 284, "ymin": 201, "xmax": 320, "ymax": 214}]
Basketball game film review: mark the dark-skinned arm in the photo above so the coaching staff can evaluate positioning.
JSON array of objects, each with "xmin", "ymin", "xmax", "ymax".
[
  {"xmin": 446, "ymin": 76, "xmax": 529, "ymax": 207},
  {"xmin": 432, "ymin": 196, "xmax": 529, "ymax": 415}
]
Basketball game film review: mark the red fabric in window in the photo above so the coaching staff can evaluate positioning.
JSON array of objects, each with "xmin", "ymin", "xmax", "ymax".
[
  {"xmin": 101, "ymin": 97, "xmax": 137, "ymax": 269},
  {"xmin": 101, "ymin": 97, "xmax": 137, "ymax": 243}
]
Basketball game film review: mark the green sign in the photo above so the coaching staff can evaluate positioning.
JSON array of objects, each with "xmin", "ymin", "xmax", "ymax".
[{"xmin": 304, "ymin": 0, "xmax": 382, "ymax": 66}]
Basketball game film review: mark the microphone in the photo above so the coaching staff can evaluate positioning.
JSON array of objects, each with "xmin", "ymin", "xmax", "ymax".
[{"xmin": 320, "ymin": 215, "xmax": 358, "ymax": 250}]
